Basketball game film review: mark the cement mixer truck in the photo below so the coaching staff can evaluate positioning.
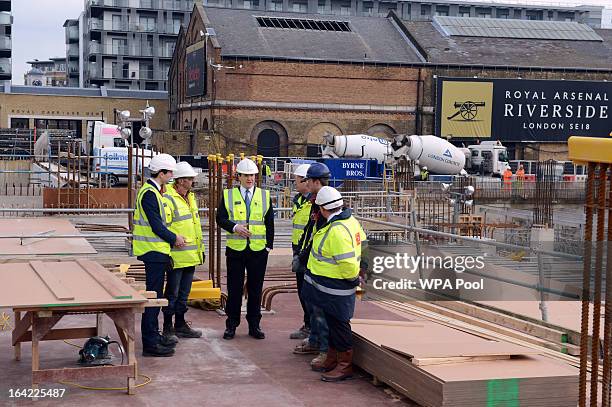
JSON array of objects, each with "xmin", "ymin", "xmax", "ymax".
[
  {"xmin": 321, "ymin": 132, "xmax": 466, "ymax": 175},
  {"xmin": 321, "ymin": 132, "xmax": 509, "ymax": 177}
]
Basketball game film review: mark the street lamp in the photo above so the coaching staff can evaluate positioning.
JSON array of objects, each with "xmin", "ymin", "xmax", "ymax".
[{"xmin": 442, "ymin": 183, "xmax": 475, "ymax": 235}]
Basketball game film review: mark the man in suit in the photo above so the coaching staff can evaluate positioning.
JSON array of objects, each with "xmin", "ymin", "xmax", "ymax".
[{"xmin": 216, "ymin": 158, "xmax": 274, "ymax": 340}]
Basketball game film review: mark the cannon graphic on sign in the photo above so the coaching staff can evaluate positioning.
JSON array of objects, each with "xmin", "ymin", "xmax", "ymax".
[{"xmin": 447, "ymin": 101, "xmax": 486, "ymax": 121}]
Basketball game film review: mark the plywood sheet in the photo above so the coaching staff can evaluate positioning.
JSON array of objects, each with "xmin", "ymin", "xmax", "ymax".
[
  {"xmin": 0, "ymin": 260, "xmax": 146, "ymax": 308},
  {"xmin": 382, "ymin": 341, "xmax": 537, "ymax": 359},
  {"xmin": 0, "ymin": 218, "xmax": 97, "ymax": 255}
]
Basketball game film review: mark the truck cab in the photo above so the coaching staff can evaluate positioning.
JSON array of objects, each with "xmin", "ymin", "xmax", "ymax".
[
  {"xmin": 467, "ymin": 141, "xmax": 509, "ymax": 177},
  {"xmin": 89, "ymin": 121, "xmax": 155, "ymax": 187}
]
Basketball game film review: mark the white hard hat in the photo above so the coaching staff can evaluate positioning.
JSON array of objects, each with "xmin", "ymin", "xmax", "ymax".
[
  {"xmin": 294, "ymin": 164, "xmax": 311, "ymax": 178},
  {"xmin": 174, "ymin": 161, "xmax": 198, "ymax": 178},
  {"xmin": 315, "ymin": 186, "xmax": 343, "ymax": 210},
  {"xmin": 236, "ymin": 158, "xmax": 259, "ymax": 175},
  {"xmin": 422, "ymin": 166, "xmax": 427, "ymax": 170},
  {"xmin": 149, "ymin": 153, "xmax": 177, "ymax": 172}
]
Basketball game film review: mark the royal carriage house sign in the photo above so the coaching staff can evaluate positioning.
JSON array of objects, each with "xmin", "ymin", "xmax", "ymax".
[{"xmin": 435, "ymin": 77, "xmax": 611, "ymax": 142}]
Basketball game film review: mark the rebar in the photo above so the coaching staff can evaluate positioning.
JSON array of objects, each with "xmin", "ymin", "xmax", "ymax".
[{"xmin": 579, "ymin": 163, "xmax": 596, "ymax": 407}]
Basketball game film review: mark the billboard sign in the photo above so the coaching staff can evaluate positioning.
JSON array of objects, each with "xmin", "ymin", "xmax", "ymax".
[
  {"xmin": 436, "ymin": 77, "xmax": 611, "ymax": 142},
  {"xmin": 186, "ymin": 41, "xmax": 206, "ymax": 97}
]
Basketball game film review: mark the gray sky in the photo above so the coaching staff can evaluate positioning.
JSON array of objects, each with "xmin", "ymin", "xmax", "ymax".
[
  {"xmin": 11, "ymin": 0, "xmax": 612, "ymax": 85},
  {"xmin": 12, "ymin": 0, "xmax": 83, "ymax": 84}
]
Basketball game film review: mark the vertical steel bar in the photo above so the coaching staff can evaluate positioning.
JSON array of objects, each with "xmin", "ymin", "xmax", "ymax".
[
  {"xmin": 579, "ymin": 162, "xmax": 596, "ymax": 407},
  {"xmin": 216, "ymin": 154, "xmax": 222, "ymax": 289},
  {"xmin": 591, "ymin": 164, "xmax": 608, "ymax": 406},
  {"xmin": 602, "ymin": 168, "xmax": 612, "ymax": 407},
  {"xmin": 208, "ymin": 155, "xmax": 215, "ymax": 286}
]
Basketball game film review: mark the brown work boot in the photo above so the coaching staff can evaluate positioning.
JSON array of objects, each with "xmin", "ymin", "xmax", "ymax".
[
  {"xmin": 321, "ymin": 349, "xmax": 353, "ymax": 382},
  {"xmin": 311, "ymin": 347, "xmax": 337, "ymax": 372}
]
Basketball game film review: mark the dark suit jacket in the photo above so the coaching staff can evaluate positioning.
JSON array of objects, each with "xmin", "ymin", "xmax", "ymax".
[
  {"xmin": 216, "ymin": 186, "xmax": 274, "ymax": 255},
  {"xmin": 137, "ymin": 179, "xmax": 177, "ymax": 263}
]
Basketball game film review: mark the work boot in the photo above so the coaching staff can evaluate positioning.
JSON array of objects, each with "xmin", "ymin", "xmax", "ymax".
[
  {"xmin": 293, "ymin": 339, "xmax": 319, "ymax": 355},
  {"xmin": 248, "ymin": 327, "xmax": 265, "ymax": 340},
  {"xmin": 289, "ymin": 325, "xmax": 310, "ymax": 340},
  {"xmin": 175, "ymin": 321, "xmax": 202, "ymax": 338},
  {"xmin": 311, "ymin": 348, "xmax": 337, "ymax": 372},
  {"xmin": 321, "ymin": 349, "xmax": 353, "ymax": 382},
  {"xmin": 142, "ymin": 343, "xmax": 175, "ymax": 357},
  {"xmin": 162, "ymin": 323, "xmax": 179, "ymax": 346},
  {"xmin": 223, "ymin": 327, "xmax": 236, "ymax": 340}
]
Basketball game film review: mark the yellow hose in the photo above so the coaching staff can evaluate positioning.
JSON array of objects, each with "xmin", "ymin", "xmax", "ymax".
[{"xmin": 62, "ymin": 340, "xmax": 152, "ymax": 390}]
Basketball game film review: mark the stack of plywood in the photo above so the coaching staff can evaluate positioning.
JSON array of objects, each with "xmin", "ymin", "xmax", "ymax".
[{"xmin": 352, "ymin": 319, "xmax": 579, "ymax": 407}]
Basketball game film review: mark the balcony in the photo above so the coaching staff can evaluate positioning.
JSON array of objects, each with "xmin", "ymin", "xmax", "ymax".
[
  {"xmin": 0, "ymin": 35, "xmax": 10, "ymax": 50},
  {"xmin": 0, "ymin": 11, "xmax": 11, "ymax": 26},
  {"xmin": 89, "ymin": 0, "xmax": 129, "ymax": 7},
  {"xmin": 67, "ymin": 26, "xmax": 79, "ymax": 42},
  {"xmin": 139, "ymin": 69, "xmax": 154, "ymax": 80},
  {"xmin": 88, "ymin": 18, "xmax": 102, "ymax": 31},
  {"xmin": 89, "ymin": 42, "xmax": 102, "ymax": 53},
  {"xmin": 67, "ymin": 44, "xmax": 79, "ymax": 58},
  {"xmin": 139, "ymin": 0, "xmax": 159, "ymax": 9},
  {"xmin": 0, "ymin": 58, "xmax": 11, "ymax": 78},
  {"xmin": 160, "ymin": 0, "xmax": 192, "ymax": 11}
]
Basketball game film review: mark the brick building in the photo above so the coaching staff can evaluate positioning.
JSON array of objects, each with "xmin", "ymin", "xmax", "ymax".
[
  {"xmin": 169, "ymin": 5, "xmax": 422, "ymax": 156},
  {"xmin": 169, "ymin": 5, "xmax": 612, "ymax": 160}
]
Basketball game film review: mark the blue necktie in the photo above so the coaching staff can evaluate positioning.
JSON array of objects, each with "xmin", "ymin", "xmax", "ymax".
[{"xmin": 244, "ymin": 190, "xmax": 251, "ymax": 220}]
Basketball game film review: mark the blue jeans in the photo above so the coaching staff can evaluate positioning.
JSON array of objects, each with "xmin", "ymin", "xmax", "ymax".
[
  {"xmin": 307, "ymin": 302, "xmax": 328, "ymax": 352},
  {"xmin": 163, "ymin": 265, "xmax": 195, "ymax": 326},
  {"xmin": 141, "ymin": 260, "xmax": 171, "ymax": 349}
]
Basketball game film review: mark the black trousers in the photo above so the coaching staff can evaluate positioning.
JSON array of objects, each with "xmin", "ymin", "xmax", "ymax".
[
  {"xmin": 141, "ymin": 260, "xmax": 171, "ymax": 349},
  {"xmin": 295, "ymin": 271, "xmax": 310, "ymax": 328},
  {"xmin": 324, "ymin": 311, "xmax": 352, "ymax": 352},
  {"xmin": 225, "ymin": 248, "xmax": 268, "ymax": 329},
  {"xmin": 162, "ymin": 265, "xmax": 196, "ymax": 326}
]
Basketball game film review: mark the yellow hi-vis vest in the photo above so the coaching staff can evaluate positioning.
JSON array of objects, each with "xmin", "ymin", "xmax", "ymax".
[
  {"xmin": 163, "ymin": 183, "xmax": 204, "ymax": 268},
  {"xmin": 307, "ymin": 215, "xmax": 364, "ymax": 281},
  {"xmin": 292, "ymin": 195, "xmax": 311, "ymax": 246},
  {"xmin": 223, "ymin": 187, "xmax": 270, "ymax": 252},
  {"xmin": 133, "ymin": 182, "xmax": 171, "ymax": 257}
]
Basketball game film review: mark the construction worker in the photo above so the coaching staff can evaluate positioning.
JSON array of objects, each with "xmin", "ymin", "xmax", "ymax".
[
  {"xmin": 263, "ymin": 161, "xmax": 273, "ymax": 187},
  {"xmin": 216, "ymin": 158, "xmax": 275, "ymax": 340},
  {"xmin": 420, "ymin": 166, "xmax": 429, "ymax": 181},
  {"xmin": 516, "ymin": 164, "xmax": 525, "ymax": 187},
  {"xmin": 133, "ymin": 153, "xmax": 186, "ymax": 357},
  {"xmin": 292, "ymin": 163, "xmax": 330, "ymax": 368},
  {"xmin": 162, "ymin": 162, "xmax": 204, "ymax": 342},
  {"xmin": 302, "ymin": 186, "xmax": 367, "ymax": 382},
  {"xmin": 503, "ymin": 166, "xmax": 513, "ymax": 191},
  {"xmin": 289, "ymin": 163, "xmax": 312, "ymax": 340}
]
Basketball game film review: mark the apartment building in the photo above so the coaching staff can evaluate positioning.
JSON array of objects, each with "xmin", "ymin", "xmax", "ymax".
[
  {"xmin": 67, "ymin": 0, "xmax": 192, "ymax": 90},
  {"xmin": 0, "ymin": 0, "xmax": 11, "ymax": 87}
]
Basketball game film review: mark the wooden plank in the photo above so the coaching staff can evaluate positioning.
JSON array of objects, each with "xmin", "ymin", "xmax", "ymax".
[
  {"xmin": 33, "ymin": 365, "xmax": 134, "ymax": 384},
  {"xmin": 76, "ymin": 259, "xmax": 134, "ymax": 299},
  {"xmin": 17, "ymin": 327, "xmax": 98, "ymax": 343},
  {"xmin": 29, "ymin": 261, "xmax": 75, "ymax": 301},
  {"xmin": 0, "ymin": 261, "xmax": 146, "ymax": 309},
  {"xmin": 138, "ymin": 290, "xmax": 157, "ymax": 299}
]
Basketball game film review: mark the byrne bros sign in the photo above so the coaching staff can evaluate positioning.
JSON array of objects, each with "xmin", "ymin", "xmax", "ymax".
[{"xmin": 436, "ymin": 77, "xmax": 611, "ymax": 142}]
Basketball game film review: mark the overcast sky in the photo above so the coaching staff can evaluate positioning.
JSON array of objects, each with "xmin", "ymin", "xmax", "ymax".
[{"xmin": 11, "ymin": 0, "xmax": 612, "ymax": 85}]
